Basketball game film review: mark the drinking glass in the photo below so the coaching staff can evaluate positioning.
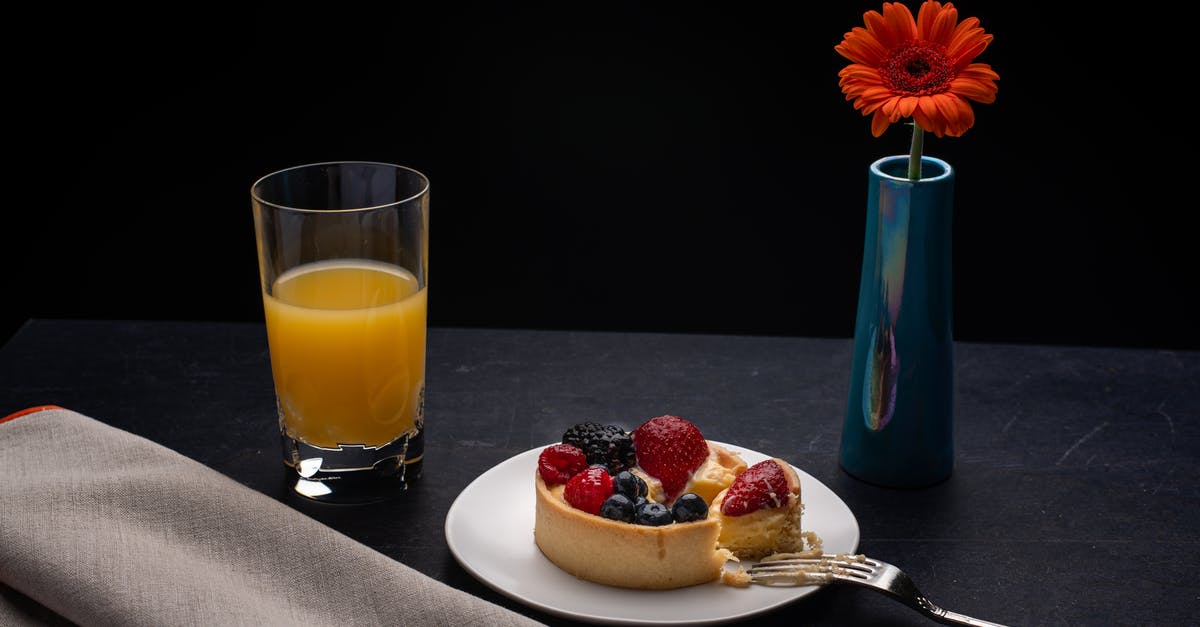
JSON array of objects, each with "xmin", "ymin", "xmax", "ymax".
[{"xmin": 251, "ymin": 161, "xmax": 429, "ymax": 503}]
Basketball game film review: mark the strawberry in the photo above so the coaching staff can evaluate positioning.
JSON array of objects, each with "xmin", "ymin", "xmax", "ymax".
[
  {"xmin": 538, "ymin": 443, "xmax": 588, "ymax": 486},
  {"xmin": 631, "ymin": 415, "xmax": 709, "ymax": 501},
  {"xmin": 719, "ymin": 458, "xmax": 798, "ymax": 516},
  {"xmin": 563, "ymin": 466, "xmax": 614, "ymax": 515}
]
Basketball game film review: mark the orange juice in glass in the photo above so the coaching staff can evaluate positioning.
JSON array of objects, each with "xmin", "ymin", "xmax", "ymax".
[
  {"xmin": 252, "ymin": 162, "xmax": 429, "ymax": 503},
  {"xmin": 264, "ymin": 259, "xmax": 426, "ymax": 448}
]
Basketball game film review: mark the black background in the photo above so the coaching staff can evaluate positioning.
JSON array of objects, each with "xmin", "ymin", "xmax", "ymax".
[{"xmin": 4, "ymin": 2, "xmax": 1193, "ymax": 350}]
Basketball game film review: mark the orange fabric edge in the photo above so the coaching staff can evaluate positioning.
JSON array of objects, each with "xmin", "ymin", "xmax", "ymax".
[{"xmin": 0, "ymin": 405, "xmax": 65, "ymax": 425}]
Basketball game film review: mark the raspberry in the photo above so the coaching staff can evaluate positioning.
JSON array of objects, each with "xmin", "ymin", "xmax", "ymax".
[
  {"xmin": 537, "ymin": 443, "xmax": 588, "ymax": 486},
  {"xmin": 563, "ymin": 466, "xmax": 614, "ymax": 515}
]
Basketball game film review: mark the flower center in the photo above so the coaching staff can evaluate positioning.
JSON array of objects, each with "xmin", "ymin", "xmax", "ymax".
[{"xmin": 881, "ymin": 41, "xmax": 954, "ymax": 95}]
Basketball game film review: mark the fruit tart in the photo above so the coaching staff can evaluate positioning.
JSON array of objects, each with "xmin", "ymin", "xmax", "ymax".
[{"xmin": 533, "ymin": 414, "xmax": 804, "ymax": 590}]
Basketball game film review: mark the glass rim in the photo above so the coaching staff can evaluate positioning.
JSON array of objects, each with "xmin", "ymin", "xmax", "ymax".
[
  {"xmin": 251, "ymin": 160, "xmax": 430, "ymax": 214},
  {"xmin": 870, "ymin": 155, "xmax": 953, "ymax": 184}
]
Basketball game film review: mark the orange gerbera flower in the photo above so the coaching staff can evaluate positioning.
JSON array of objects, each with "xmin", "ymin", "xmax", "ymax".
[{"xmin": 836, "ymin": 1, "xmax": 999, "ymax": 138}]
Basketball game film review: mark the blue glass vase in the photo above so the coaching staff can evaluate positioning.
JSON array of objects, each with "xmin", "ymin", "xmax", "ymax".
[{"xmin": 839, "ymin": 155, "xmax": 954, "ymax": 488}]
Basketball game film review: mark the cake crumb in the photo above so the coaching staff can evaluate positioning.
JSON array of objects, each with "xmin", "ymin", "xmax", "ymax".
[
  {"xmin": 801, "ymin": 530, "xmax": 822, "ymax": 551},
  {"xmin": 722, "ymin": 531, "xmax": 841, "ymax": 588},
  {"xmin": 720, "ymin": 567, "xmax": 752, "ymax": 587}
]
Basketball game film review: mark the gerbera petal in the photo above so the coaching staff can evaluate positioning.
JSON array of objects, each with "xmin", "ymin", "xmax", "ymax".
[
  {"xmin": 912, "ymin": 106, "xmax": 936, "ymax": 136},
  {"xmin": 920, "ymin": 1, "xmax": 959, "ymax": 47},
  {"xmin": 839, "ymin": 73, "xmax": 885, "ymax": 90},
  {"xmin": 950, "ymin": 76, "xmax": 997, "ymax": 103},
  {"xmin": 916, "ymin": 0, "xmax": 938, "ymax": 38},
  {"xmin": 853, "ymin": 86, "xmax": 897, "ymax": 100},
  {"xmin": 847, "ymin": 90, "xmax": 892, "ymax": 110},
  {"xmin": 856, "ymin": 88, "xmax": 898, "ymax": 113},
  {"xmin": 933, "ymin": 93, "xmax": 973, "ymax": 137},
  {"xmin": 958, "ymin": 63, "xmax": 1000, "ymax": 82},
  {"xmin": 947, "ymin": 18, "xmax": 993, "ymax": 65},
  {"xmin": 913, "ymin": 96, "xmax": 943, "ymax": 136},
  {"xmin": 848, "ymin": 92, "xmax": 879, "ymax": 109},
  {"xmin": 934, "ymin": 94, "xmax": 960, "ymax": 132},
  {"xmin": 840, "ymin": 84, "xmax": 869, "ymax": 101},
  {"xmin": 951, "ymin": 17, "xmax": 980, "ymax": 35},
  {"xmin": 917, "ymin": 95, "xmax": 948, "ymax": 137},
  {"xmin": 881, "ymin": 96, "xmax": 904, "ymax": 118},
  {"xmin": 864, "ymin": 90, "xmax": 902, "ymax": 113},
  {"xmin": 947, "ymin": 17, "xmax": 981, "ymax": 53},
  {"xmin": 951, "ymin": 34, "xmax": 993, "ymax": 68},
  {"xmin": 841, "ymin": 81, "xmax": 892, "ymax": 102},
  {"xmin": 862, "ymin": 10, "xmax": 895, "ymax": 48},
  {"xmin": 865, "ymin": 4, "xmax": 916, "ymax": 49},
  {"xmin": 870, "ymin": 110, "xmax": 893, "ymax": 137},
  {"xmin": 897, "ymin": 96, "xmax": 920, "ymax": 117},
  {"xmin": 882, "ymin": 2, "xmax": 918, "ymax": 44},
  {"xmin": 947, "ymin": 100, "xmax": 976, "ymax": 137},
  {"xmin": 917, "ymin": 95, "xmax": 940, "ymax": 121},
  {"xmin": 838, "ymin": 64, "xmax": 885, "ymax": 83},
  {"xmin": 836, "ymin": 27, "xmax": 889, "ymax": 65},
  {"xmin": 948, "ymin": 20, "xmax": 984, "ymax": 51}
]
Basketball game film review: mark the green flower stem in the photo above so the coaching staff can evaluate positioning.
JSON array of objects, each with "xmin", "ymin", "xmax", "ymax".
[{"xmin": 908, "ymin": 123, "xmax": 924, "ymax": 180}]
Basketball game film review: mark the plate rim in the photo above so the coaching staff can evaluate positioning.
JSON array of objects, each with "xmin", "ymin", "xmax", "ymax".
[{"xmin": 444, "ymin": 441, "xmax": 860, "ymax": 626}]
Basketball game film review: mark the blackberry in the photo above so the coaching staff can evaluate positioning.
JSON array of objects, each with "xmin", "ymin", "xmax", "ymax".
[
  {"xmin": 562, "ymin": 422, "xmax": 614, "ymax": 448},
  {"xmin": 562, "ymin": 422, "xmax": 637, "ymax": 472},
  {"xmin": 599, "ymin": 494, "xmax": 636, "ymax": 523},
  {"xmin": 670, "ymin": 493, "xmax": 708, "ymax": 523},
  {"xmin": 588, "ymin": 462, "xmax": 612, "ymax": 475},
  {"xmin": 612, "ymin": 471, "xmax": 648, "ymax": 500},
  {"xmin": 635, "ymin": 501, "xmax": 673, "ymax": 526}
]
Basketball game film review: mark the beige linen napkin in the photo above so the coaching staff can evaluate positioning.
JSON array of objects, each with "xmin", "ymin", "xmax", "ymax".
[{"xmin": 0, "ymin": 407, "xmax": 544, "ymax": 627}]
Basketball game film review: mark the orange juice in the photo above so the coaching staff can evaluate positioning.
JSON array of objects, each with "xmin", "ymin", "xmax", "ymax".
[{"xmin": 263, "ymin": 259, "xmax": 426, "ymax": 449}]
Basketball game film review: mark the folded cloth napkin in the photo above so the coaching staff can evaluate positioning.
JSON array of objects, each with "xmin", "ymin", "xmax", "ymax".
[{"xmin": 0, "ymin": 407, "xmax": 544, "ymax": 627}]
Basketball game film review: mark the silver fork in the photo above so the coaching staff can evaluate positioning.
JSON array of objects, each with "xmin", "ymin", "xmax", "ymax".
[{"xmin": 745, "ymin": 553, "xmax": 1009, "ymax": 627}]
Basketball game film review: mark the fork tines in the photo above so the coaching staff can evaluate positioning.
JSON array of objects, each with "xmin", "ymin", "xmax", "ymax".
[{"xmin": 747, "ymin": 553, "xmax": 875, "ymax": 586}]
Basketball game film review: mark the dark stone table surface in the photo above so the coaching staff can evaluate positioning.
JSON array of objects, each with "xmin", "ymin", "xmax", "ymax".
[{"xmin": 2, "ymin": 319, "xmax": 1197, "ymax": 626}]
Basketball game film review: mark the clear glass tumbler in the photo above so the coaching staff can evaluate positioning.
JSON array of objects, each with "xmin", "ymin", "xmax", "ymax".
[{"xmin": 251, "ymin": 161, "xmax": 429, "ymax": 503}]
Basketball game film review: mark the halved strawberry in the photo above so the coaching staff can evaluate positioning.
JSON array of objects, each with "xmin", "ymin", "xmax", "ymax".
[
  {"xmin": 563, "ymin": 466, "xmax": 614, "ymax": 515},
  {"xmin": 538, "ymin": 443, "xmax": 588, "ymax": 486},
  {"xmin": 719, "ymin": 458, "xmax": 799, "ymax": 516},
  {"xmin": 632, "ymin": 415, "xmax": 709, "ymax": 501}
]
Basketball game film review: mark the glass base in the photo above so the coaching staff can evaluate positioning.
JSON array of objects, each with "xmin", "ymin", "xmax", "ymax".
[
  {"xmin": 281, "ymin": 430, "xmax": 423, "ymax": 504},
  {"xmin": 838, "ymin": 459, "xmax": 951, "ymax": 489}
]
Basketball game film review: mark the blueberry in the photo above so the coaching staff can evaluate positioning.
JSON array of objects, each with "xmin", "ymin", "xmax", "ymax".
[
  {"xmin": 588, "ymin": 462, "xmax": 612, "ymax": 475},
  {"xmin": 671, "ymin": 493, "xmax": 708, "ymax": 523},
  {"xmin": 599, "ymin": 494, "xmax": 635, "ymax": 523},
  {"xmin": 635, "ymin": 501, "xmax": 673, "ymax": 526},
  {"xmin": 634, "ymin": 496, "xmax": 648, "ymax": 509},
  {"xmin": 613, "ymin": 471, "xmax": 648, "ymax": 499}
]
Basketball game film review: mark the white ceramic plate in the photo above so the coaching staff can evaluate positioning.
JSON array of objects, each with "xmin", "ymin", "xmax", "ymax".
[{"xmin": 444, "ymin": 442, "xmax": 860, "ymax": 625}]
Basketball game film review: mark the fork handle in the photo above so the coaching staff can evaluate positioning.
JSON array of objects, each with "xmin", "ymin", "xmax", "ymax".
[
  {"xmin": 929, "ymin": 607, "xmax": 1009, "ymax": 627},
  {"xmin": 893, "ymin": 585, "xmax": 1009, "ymax": 627},
  {"xmin": 883, "ymin": 567, "xmax": 1010, "ymax": 626}
]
